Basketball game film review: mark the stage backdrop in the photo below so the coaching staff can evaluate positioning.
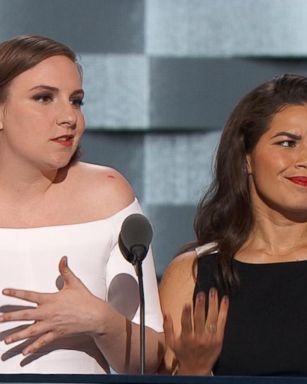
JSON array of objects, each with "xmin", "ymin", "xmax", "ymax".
[{"xmin": 1, "ymin": 0, "xmax": 307, "ymax": 277}]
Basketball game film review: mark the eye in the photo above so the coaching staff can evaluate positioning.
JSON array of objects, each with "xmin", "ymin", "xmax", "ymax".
[
  {"xmin": 70, "ymin": 97, "xmax": 84, "ymax": 108},
  {"xmin": 32, "ymin": 93, "xmax": 53, "ymax": 103},
  {"xmin": 276, "ymin": 140, "xmax": 296, "ymax": 148}
]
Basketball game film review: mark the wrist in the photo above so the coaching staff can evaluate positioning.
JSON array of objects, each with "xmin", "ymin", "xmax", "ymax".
[
  {"xmin": 90, "ymin": 297, "xmax": 109, "ymax": 336},
  {"xmin": 92, "ymin": 299, "xmax": 125, "ymax": 338},
  {"xmin": 176, "ymin": 363, "xmax": 213, "ymax": 376}
]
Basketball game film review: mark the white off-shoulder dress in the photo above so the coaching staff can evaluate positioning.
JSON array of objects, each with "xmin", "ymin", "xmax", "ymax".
[{"xmin": 0, "ymin": 199, "xmax": 163, "ymax": 373}]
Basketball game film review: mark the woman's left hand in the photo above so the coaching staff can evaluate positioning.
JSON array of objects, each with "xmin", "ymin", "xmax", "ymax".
[
  {"xmin": 0, "ymin": 256, "xmax": 106, "ymax": 355},
  {"xmin": 163, "ymin": 289, "xmax": 229, "ymax": 375}
]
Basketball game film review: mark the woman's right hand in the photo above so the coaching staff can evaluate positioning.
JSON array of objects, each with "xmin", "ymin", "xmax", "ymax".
[
  {"xmin": 0, "ymin": 256, "xmax": 108, "ymax": 355},
  {"xmin": 163, "ymin": 288, "xmax": 229, "ymax": 375}
]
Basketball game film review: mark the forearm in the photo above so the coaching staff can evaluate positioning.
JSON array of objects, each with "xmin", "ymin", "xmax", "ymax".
[{"xmin": 93, "ymin": 305, "xmax": 164, "ymax": 373}]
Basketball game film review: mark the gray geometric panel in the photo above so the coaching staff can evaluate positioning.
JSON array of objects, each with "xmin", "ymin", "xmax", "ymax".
[
  {"xmin": 80, "ymin": 131, "xmax": 144, "ymax": 201},
  {"xmin": 144, "ymin": 131, "xmax": 221, "ymax": 205},
  {"xmin": 0, "ymin": 0, "xmax": 144, "ymax": 53},
  {"xmin": 150, "ymin": 58, "xmax": 307, "ymax": 129},
  {"xmin": 146, "ymin": 0, "xmax": 307, "ymax": 57},
  {"xmin": 145, "ymin": 204, "xmax": 196, "ymax": 279},
  {"xmin": 81, "ymin": 54, "xmax": 149, "ymax": 129}
]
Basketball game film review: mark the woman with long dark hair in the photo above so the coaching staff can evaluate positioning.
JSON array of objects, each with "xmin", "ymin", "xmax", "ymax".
[{"xmin": 160, "ymin": 74, "xmax": 307, "ymax": 376}]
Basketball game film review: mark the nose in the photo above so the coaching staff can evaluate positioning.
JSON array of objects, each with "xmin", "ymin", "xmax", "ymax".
[
  {"xmin": 56, "ymin": 103, "xmax": 77, "ymax": 128},
  {"xmin": 295, "ymin": 147, "xmax": 307, "ymax": 169}
]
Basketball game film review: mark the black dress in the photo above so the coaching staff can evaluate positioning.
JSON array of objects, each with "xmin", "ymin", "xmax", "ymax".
[{"xmin": 194, "ymin": 252, "xmax": 307, "ymax": 376}]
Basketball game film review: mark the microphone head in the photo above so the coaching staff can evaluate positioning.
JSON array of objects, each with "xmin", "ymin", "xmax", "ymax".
[{"xmin": 118, "ymin": 213, "xmax": 153, "ymax": 265}]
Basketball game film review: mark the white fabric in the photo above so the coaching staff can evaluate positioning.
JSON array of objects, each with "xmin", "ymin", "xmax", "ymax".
[
  {"xmin": 195, "ymin": 242, "xmax": 218, "ymax": 257},
  {"xmin": 0, "ymin": 198, "xmax": 163, "ymax": 373}
]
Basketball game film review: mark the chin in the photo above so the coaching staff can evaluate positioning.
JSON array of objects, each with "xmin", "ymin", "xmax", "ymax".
[
  {"xmin": 278, "ymin": 205, "xmax": 307, "ymax": 222},
  {"xmin": 43, "ymin": 155, "xmax": 73, "ymax": 171},
  {"xmin": 257, "ymin": 193, "xmax": 307, "ymax": 221},
  {"xmin": 39, "ymin": 146, "xmax": 80, "ymax": 171}
]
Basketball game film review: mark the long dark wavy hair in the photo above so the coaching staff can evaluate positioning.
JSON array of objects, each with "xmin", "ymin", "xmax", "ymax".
[
  {"xmin": 191, "ymin": 74, "xmax": 307, "ymax": 292},
  {"xmin": 0, "ymin": 35, "xmax": 82, "ymax": 163}
]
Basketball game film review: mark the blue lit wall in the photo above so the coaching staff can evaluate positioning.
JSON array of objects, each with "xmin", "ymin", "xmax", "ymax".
[{"xmin": 1, "ymin": 0, "xmax": 307, "ymax": 276}]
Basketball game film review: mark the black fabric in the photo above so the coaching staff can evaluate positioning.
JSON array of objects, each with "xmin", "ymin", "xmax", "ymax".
[{"xmin": 193, "ymin": 253, "xmax": 307, "ymax": 376}]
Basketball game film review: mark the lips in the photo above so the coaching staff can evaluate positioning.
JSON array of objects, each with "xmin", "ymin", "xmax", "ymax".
[
  {"xmin": 51, "ymin": 134, "xmax": 74, "ymax": 147},
  {"xmin": 287, "ymin": 176, "xmax": 307, "ymax": 187}
]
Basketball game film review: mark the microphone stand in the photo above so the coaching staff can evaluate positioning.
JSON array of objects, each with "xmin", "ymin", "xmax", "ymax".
[
  {"xmin": 132, "ymin": 245, "xmax": 146, "ymax": 375},
  {"xmin": 135, "ymin": 259, "xmax": 145, "ymax": 375}
]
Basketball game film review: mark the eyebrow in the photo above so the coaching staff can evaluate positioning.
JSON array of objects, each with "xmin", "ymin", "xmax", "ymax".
[
  {"xmin": 270, "ymin": 131, "xmax": 302, "ymax": 140},
  {"xmin": 29, "ymin": 85, "xmax": 84, "ymax": 96}
]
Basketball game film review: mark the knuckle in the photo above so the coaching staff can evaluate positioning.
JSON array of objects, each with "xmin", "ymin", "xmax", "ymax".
[
  {"xmin": 3, "ymin": 313, "xmax": 11, "ymax": 321},
  {"xmin": 5, "ymin": 336, "xmax": 13, "ymax": 344},
  {"xmin": 28, "ymin": 327, "xmax": 37, "ymax": 337},
  {"xmin": 37, "ymin": 338, "xmax": 48, "ymax": 349},
  {"xmin": 21, "ymin": 310, "xmax": 33, "ymax": 320}
]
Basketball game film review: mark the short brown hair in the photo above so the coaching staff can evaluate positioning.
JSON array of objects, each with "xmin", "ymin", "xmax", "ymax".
[
  {"xmin": 0, "ymin": 35, "xmax": 79, "ymax": 103},
  {"xmin": 0, "ymin": 35, "xmax": 82, "ymax": 163}
]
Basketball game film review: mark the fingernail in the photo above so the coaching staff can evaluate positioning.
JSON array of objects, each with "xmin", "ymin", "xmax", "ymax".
[
  {"xmin": 210, "ymin": 287, "xmax": 216, "ymax": 297},
  {"xmin": 223, "ymin": 295, "xmax": 229, "ymax": 305},
  {"xmin": 197, "ymin": 292, "xmax": 205, "ymax": 302}
]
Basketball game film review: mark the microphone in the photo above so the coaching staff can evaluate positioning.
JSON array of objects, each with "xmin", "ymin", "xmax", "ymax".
[
  {"xmin": 118, "ymin": 213, "xmax": 153, "ymax": 266},
  {"xmin": 118, "ymin": 213, "xmax": 153, "ymax": 375}
]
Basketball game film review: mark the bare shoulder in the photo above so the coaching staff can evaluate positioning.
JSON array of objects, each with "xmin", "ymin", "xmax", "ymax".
[
  {"xmin": 159, "ymin": 251, "xmax": 198, "ymax": 371},
  {"xmin": 66, "ymin": 162, "xmax": 135, "ymax": 218},
  {"xmin": 159, "ymin": 251, "xmax": 197, "ymax": 312},
  {"xmin": 160, "ymin": 251, "xmax": 197, "ymax": 293}
]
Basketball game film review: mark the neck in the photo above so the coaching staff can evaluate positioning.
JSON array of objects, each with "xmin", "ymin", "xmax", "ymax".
[
  {"xmin": 239, "ymin": 202, "xmax": 307, "ymax": 263},
  {"xmin": 0, "ymin": 154, "xmax": 59, "ymax": 200}
]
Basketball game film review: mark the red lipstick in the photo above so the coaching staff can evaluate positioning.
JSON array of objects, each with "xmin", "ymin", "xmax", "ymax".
[
  {"xmin": 287, "ymin": 177, "xmax": 307, "ymax": 187},
  {"xmin": 51, "ymin": 135, "xmax": 74, "ymax": 147}
]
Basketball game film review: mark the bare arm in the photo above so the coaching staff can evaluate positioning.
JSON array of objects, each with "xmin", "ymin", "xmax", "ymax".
[
  {"xmin": 1, "ymin": 256, "xmax": 164, "ymax": 373},
  {"xmin": 0, "ymin": 167, "xmax": 164, "ymax": 373},
  {"xmin": 159, "ymin": 251, "xmax": 229, "ymax": 375},
  {"xmin": 159, "ymin": 251, "xmax": 197, "ymax": 373},
  {"xmin": 86, "ymin": 165, "xmax": 164, "ymax": 372},
  {"xmin": 93, "ymin": 305, "xmax": 164, "ymax": 373}
]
